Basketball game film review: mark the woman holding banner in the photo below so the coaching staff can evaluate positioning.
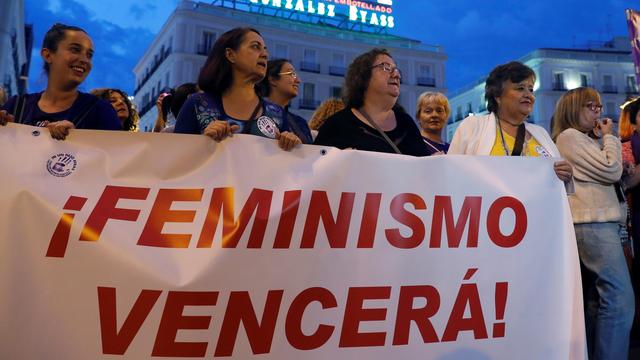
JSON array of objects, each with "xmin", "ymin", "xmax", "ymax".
[
  {"xmin": 553, "ymin": 87, "xmax": 634, "ymax": 360},
  {"xmin": 313, "ymin": 48, "xmax": 429, "ymax": 156},
  {"xmin": 174, "ymin": 27, "xmax": 301, "ymax": 151},
  {"xmin": 448, "ymin": 61, "xmax": 572, "ymax": 183},
  {"xmin": 0, "ymin": 23, "xmax": 121, "ymax": 138}
]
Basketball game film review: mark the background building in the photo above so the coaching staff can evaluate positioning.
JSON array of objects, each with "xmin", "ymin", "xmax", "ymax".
[
  {"xmin": 133, "ymin": 0, "xmax": 447, "ymax": 132},
  {"xmin": 0, "ymin": 0, "xmax": 33, "ymax": 99},
  {"xmin": 446, "ymin": 36, "xmax": 637, "ymax": 140}
]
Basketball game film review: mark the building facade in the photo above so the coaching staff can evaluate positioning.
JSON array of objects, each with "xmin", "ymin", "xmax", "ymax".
[
  {"xmin": 446, "ymin": 37, "xmax": 637, "ymax": 141},
  {"xmin": 133, "ymin": 0, "xmax": 447, "ymax": 132},
  {"xmin": 0, "ymin": 0, "xmax": 33, "ymax": 99}
]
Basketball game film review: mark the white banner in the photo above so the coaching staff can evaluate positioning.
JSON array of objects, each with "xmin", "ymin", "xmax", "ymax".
[{"xmin": 0, "ymin": 124, "xmax": 585, "ymax": 359}]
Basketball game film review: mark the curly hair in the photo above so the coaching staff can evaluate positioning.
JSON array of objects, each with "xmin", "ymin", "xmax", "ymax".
[
  {"xmin": 309, "ymin": 97, "xmax": 345, "ymax": 130},
  {"xmin": 91, "ymin": 88, "xmax": 139, "ymax": 132},
  {"xmin": 485, "ymin": 61, "xmax": 536, "ymax": 114},
  {"xmin": 343, "ymin": 48, "xmax": 392, "ymax": 109}
]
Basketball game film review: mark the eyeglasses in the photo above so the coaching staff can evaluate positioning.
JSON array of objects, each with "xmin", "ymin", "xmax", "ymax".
[
  {"xmin": 371, "ymin": 62, "xmax": 402, "ymax": 77},
  {"xmin": 278, "ymin": 71, "xmax": 298, "ymax": 79},
  {"xmin": 585, "ymin": 102, "xmax": 603, "ymax": 113}
]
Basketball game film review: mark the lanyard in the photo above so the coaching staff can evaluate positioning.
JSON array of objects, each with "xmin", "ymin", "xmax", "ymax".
[
  {"xmin": 496, "ymin": 117, "xmax": 526, "ymax": 156},
  {"xmin": 423, "ymin": 137, "xmax": 446, "ymax": 153}
]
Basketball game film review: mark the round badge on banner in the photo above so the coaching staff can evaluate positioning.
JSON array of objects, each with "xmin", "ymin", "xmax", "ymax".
[{"xmin": 256, "ymin": 116, "xmax": 278, "ymax": 138}]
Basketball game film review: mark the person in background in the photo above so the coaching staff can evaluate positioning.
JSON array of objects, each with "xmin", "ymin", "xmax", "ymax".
[
  {"xmin": 618, "ymin": 96, "xmax": 640, "ymax": 334},
  {"xmin": 257, "ymin": 59, "xmax": 312, "ymax": 143},
  {"xmin": 91, "ymin": 88, "xmax": 138, "ymax": 131},
  {"xmin": 308, "ymin": 97, "xmax": 344, "ymax": 140},
  {"xmin": 0, "ymin": 23, "xmax": 121, "ymax": 138},
  {"xmin": 153, "ymin": 83, "xmax": 198, "ymax": 133},
  {"xmin": 416, "ymin": 91, "xmax": 450, "ymax": 155},
  {"xmin": 449, "ymin": 61, "xmax": 572, "ymax": 183},
  {"xmin": 314, "ymin": 48, "xmax": 428, "ymax": 156},
  {"xmin": 0, "ymin": 87, "xmax": 7, "ymax": 107},
  {"xmin": 174, "ymin": 27, "xmax": 301, "ymax": 151},
  {"xmin": 554, "ymin": 87, "xmax": 634, "ymax": 360}
]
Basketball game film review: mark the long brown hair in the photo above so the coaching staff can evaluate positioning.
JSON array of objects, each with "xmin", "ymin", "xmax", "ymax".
[{"xmin": 551, "ymin": 87, "xmax": 600, "ymax": 140}]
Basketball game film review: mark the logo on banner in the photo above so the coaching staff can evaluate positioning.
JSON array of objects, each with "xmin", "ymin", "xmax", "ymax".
[
  {"xmin": 47, "ymin": 153, "xmax": 77, "ymax": 177},
  {"xmin": 256, "ymin": 116, "xmax": 278, "ymax": 138}
]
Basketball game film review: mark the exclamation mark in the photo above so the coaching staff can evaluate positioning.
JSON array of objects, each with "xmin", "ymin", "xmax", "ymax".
[
  {"xmin": 492, "ymin": 282, "xmax": 508, "ymax": 338},
  {"xmin": 45, "ymin": 196, "xmax": 88, "ymax": 258}
]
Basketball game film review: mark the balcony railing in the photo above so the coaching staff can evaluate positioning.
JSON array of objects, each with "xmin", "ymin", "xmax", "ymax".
[
  {"xmin": 601, "ymin": 85, "xmax": 618, "ymax": 94},
  {"xmin": 300, "ymin": 61, "xmax": 320, "ymax": 73},
  {"xmin": 134, "ymin": 46, "xmax": 172, "ymax": 95},
  {"xmin": 552, "ymin": 82, "xmax": 566, "ymax": 91},
  {"xmin": 299, "ymin": 99, "xmax": 320, "ymax": 110},
  {"xmin": 625, "ymin": 86, "xmax": 639, "ymax": 95},
  {"xmin": 416, "ymin": 76, "xmax": 436, "ymax": 87},
  {"xmin": 329, "ymin": 65, "xmax": 346, "ymax": 76}
]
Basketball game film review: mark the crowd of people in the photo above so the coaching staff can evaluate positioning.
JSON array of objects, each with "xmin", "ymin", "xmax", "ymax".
[{"xmin": 1, "ymin": 22, "xmax": 640, "ymax": 359}]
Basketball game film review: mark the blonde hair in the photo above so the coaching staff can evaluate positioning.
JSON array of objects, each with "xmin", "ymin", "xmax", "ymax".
[
  {"xmin": 309, "ymin": 97, "xmax": 345, "ymax": 130},
  {"xmin": 416, "ymin": 91, "xmax": 450, "ymax": 119},
  {"xmin": 551, "ymin": 87, "xmax": 600, "ymax": 140},
  {"xmin": 619, "ymin": 98, "xmax": 640, "ymax": 141}
]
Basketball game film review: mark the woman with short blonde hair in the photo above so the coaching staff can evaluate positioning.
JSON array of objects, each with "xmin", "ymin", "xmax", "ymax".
[{"xmin": 416, "ymin": 91, "xmax": 450, "ymax": 155}]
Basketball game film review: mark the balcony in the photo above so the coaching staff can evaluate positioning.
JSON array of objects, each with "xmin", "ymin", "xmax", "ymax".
[
  {"xmin": 138, "ymin": 100, "xmax": 156, "ymax": 118},
  {"xmin": 625, "ymin": 86, "xmax": 639, "ymax": 95},
  {"xmin": 601, "ymin": 85, "xmax": 618, "ymax": 94},
  {"xmin": 300, "ymin": 61, "xmax": 320, "ymax": 73},
  {"xmin": 134, "ymin": 46, "xmax": 172, "ymax": 95},
  {"xmin": 329, "ymin": 65, "xmax": 346, "ymax": 76},
  {"xmin": 299, "ymin": 99, "xmax": 320, "ymax": 110},
  {"xmin": 552, "ymin": 82, "xmax": 566, "ymax": 91},
  {"xmin": 416, "ymin": 77, "xmax": 436, "ymax": 87}
]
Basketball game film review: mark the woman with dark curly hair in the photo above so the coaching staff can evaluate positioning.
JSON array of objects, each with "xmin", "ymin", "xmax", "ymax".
[
  {"xmin": 313, "ymin": 48, "xmax": 428, "ymax": 156},
  {"xmin": 91, "ymin": 88, "xmax": 139, "ymax": 131}
]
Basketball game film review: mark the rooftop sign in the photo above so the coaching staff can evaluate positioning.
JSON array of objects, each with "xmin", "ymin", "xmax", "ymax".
[{"xmin": 248, "ymin": 0, "xmax": 395, "ymax": 28}]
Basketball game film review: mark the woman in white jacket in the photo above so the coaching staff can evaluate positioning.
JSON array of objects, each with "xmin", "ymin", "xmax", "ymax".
[
  {"xmin": 553, "ymin": 87, "xmax": 634, "ymax": 360},
  {"xmin": 449, "ymin": 61, "xmax": 572, "ymax": 182}
]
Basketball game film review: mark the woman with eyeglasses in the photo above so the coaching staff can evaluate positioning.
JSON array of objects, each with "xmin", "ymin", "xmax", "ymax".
[
  {"xmin": 256, "ymin": 59, "xmax": 312, "ymax": 143},
  {"xmin": 174, "ymin": 27, "xmax": 301, "ymax": 151},
  {"xmin": 553, "ymin": 87, "xmax": 634, "ymax": 360},
  {"xmin": 449, "ymin": 61, "xmax": 572, "ymax": 182},
  {"xmin": 313, "ymin": 48, "xmax": 429, "ymax": 156},
  {"xmin": 416, "ymin": 91, "xmax": 450, "ymax": 155}
]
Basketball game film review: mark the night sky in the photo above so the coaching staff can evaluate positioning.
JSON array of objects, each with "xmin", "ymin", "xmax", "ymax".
[{"xmin": 25, "ymin": 0, "xmax": 632, "ymax": 96}]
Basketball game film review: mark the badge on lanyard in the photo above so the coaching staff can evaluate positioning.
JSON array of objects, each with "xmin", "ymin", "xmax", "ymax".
[
  {"xmin": 256, "ymin": 116, "xmax": 278, "ymax": 138},
  {"xmin": 535, "ymin": 145, "xmax": 552, "ymax": 158}
]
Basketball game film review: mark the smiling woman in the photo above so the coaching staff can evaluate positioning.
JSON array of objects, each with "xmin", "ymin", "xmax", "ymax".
[
  {"xmin": 174, "ymin": 27, "xmax": 302, "ymax": 151},
  {"xmin": 0, "ymin": 23, "xmax": 122, "ymax": 138}
]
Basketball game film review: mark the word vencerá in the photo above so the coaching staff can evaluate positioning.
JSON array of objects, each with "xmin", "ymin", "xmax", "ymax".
[{"xmin": 46, "ymin": 185, "xmax": 527, "ymax": 257}]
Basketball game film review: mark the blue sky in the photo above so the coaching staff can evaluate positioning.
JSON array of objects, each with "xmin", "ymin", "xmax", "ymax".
[{"xmin": 25, "ymin": 0, "xmax": 632, "ymax": 96}]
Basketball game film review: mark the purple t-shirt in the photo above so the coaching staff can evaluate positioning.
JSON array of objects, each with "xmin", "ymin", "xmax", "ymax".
[{"xmin": 2, "ymin": 92, "xmax": 121, "ymax": 130}]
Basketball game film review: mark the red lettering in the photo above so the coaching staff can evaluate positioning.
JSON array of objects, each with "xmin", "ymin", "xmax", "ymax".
[
  {"xmin": 273, "ymin": 190, "xmax": 302, "ymax": 248},
  {"xmin": 138, "ymin": 189, "xmax": 204, "ymax": 248},
  {"xmin": 339, "ymin": 286, "xmax": 390, "ymax": 347},
  {"xmin": 285, "ymin": 287, "xmax": 337, "ymax": 350},
  {"xmin": 197, "ymin": 188, "xmax": 273, "ymax": 248},
  {"xmin": 393, "ymin": 285, "xmax": 440, "ymax": 345},
  {"xmin": 214, "ymin": 290, "xmax": 284, "ymax": 356},
  {"xmin": 385, "ymin": 193, "xmax": 426, "ymax": 248},
  {"xmin": 80, "ymin": 186, "xmax": 150, "ymax": 242},
  {"xmin": 442, "ymin": 283, "xmax": 487, "ymax": 341},
  {"xmin": 301, "ymin": 191, "xmax": 355, "ymax": 248},
  {"xmin": 429, "ymin": 196, "xmax": 481, "ymax": 248},
  {"xmin": 487, "ymin": 196, "xmax": 527, "ymax": 248},
  {"xmin": 357, "ymin": 193, "xmax": 382, "ymax": 248},
  {"xmin": 152, "ymin": 291, "xmax": 218, "ymax": 357},
  {"xmin": 98, "ymin": 286, "xmax": 161, "ymax": 355}
]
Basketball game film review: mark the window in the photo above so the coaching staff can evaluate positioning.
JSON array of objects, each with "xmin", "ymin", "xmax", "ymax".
[
  {"xmin": 332, "ymin": 53, "xmax": 344, "ymax": 67},
  {"xmin": 603, "ymin": 75, "xmax": 613, "ymax": 86},
  {"xmin": 303, "ymin": 83, "xmax": 315, "ymax": 100},
  {"xmin": 466, "ymin": 102, "xmax": 473, "ymax": 115},
  {"xmin": 304, "ymin": 49, "xmax": 316, "ymax": 63},
  {"xmin": 627, "ymin": 75, "xmax": 638, "ymax": 93},
  {"xmin": 331, "ymin": 86, "xmax": 342, "ymax": 98},
  {"xmin": 201, "ymin": 31, "xmax": 217, "ymax": 55},
  {"xmin": 456, "ymin": 106, "xmax": 462, "ymax": 120},
  {"xmin": 553, "ymin": 72, "xmax": 565, "ymax": 90},
  {"xmin": 419, "ymin": 64, "xmax": 432, "ymax": 77},
  {"xmin": 580, "ymin": 74, "xmax": 589, "ymax": 87},
  {"xmin": 606, "ymin": 102, "xmax": 616, "ymax": 117}
]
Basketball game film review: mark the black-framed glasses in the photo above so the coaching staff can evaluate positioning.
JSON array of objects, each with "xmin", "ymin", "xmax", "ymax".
[
  {"xmin": 371, "ymin": 62, "xmax": 402, "ymax": 77},
  {"xmin": 585, "ymin": 102, "xmax": 603, "ymax": 113},
  {"xmin": 278, "ymin": 71, "xmax": 298, "ymax": 79}
]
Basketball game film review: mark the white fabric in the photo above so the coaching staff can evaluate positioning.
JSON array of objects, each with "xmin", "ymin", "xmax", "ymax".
[{"xmin": 0, "ymin": 123, "xmax": 585, "ymax": 359}]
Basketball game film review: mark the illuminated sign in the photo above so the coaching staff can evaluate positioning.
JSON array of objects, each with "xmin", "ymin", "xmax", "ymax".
[{"xmin": 249, "ymin": 0, "xmax": 395, "ymax": 28}]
